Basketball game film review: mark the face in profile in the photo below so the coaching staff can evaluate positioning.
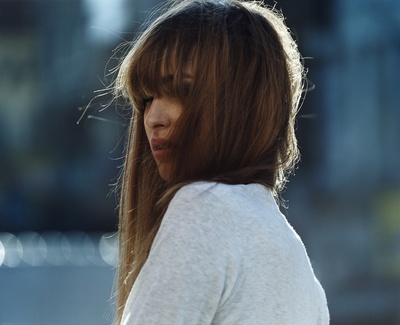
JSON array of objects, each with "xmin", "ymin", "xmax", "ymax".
[
  {"xmin": 144, "ymin": 95, "xmax": 183, "ymax": 181},
  {"xmin": 143, "ymin": 61, "xmax": 194, "ymax": 181}
]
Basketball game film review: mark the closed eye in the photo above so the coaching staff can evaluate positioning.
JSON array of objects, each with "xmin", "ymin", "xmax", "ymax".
[{"xmin": 143, "ymin": 96, "xmax": 154, "ymax": 108}]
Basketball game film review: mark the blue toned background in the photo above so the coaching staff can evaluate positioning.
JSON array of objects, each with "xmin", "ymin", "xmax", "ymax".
[{"xmin": 0, "ymin": 0, "xmax": 399, "ymax": 324}]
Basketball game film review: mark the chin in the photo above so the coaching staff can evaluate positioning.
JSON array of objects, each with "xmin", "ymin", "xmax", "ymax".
[{"xmin": 157, "ymin": 164, "xmax": 173, "ymax": 181}]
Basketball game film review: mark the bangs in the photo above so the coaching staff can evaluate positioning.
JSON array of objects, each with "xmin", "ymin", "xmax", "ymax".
[{"xmin": 128, "ymin": 27, "xmax": 199, "ymax": 112}]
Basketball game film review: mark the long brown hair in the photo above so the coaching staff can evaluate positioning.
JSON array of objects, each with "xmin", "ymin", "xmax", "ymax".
[{"xmin": 114, "ymin": 0, "xmax": 305, "ymax": 322}]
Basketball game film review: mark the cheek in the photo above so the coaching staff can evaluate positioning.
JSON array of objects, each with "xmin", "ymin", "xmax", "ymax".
[
  {"xmin": 143, "ymin": 117, "xmax": 151, "ymax": 142},
  {"xmin": 171, "ymin": 103, "xmax": 184, "ymax": 126}
]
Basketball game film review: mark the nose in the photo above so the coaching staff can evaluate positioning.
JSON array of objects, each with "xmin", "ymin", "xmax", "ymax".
[{"xmin": 144, "ymin": 98, "xmax": 170, "ymax": 130}]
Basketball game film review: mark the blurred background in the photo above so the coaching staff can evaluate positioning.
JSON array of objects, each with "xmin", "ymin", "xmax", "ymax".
[{"xmin": 0, "ymin": 0, "xmax": 399, "ymax": 324}]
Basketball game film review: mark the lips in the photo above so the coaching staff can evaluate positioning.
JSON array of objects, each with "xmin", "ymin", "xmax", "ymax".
[
  {"xmin": 150, "ymin": 138, "xmax": 172, "ymax": 162},
  {"xmin": 151, "ymin": 137, "xmax": 168, "ymax": 150}
]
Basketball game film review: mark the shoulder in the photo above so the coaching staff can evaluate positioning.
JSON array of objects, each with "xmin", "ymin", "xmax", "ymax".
[
  {"xmin": 158, "ymin": 182, "xmax": 260, "ymax": 256},
  {"xmin": 151, "ymin": 182, "xmax": 246, "ymax": 272},
  {"xmin": 170, "ymin": 181, "xmax": 275, "ymax": 212},
  {"xmin": 162, "ymin": 182, "xmax": 233, "ymax": 236},
  {"xmin": 164, "ymin": 181, "xmax": 280, "ymax": 242},
  {"xmin": 167, "ymin": 182, "xmax": 307, "ymax": 260}
]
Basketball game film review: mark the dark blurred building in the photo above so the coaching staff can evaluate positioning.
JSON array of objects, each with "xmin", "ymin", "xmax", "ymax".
[
  {"xmin": 0, "ymin": 0, "xmax": 125, "ymax": 232},
  {"xmin": 284, "ymin": 0, "xmax": 400, "ymax": 324}
]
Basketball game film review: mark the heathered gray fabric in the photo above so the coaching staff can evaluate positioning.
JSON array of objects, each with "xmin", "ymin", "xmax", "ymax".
[{"xmin": 121, "ymin": 182, "xmax": 329, "ymax": 325}]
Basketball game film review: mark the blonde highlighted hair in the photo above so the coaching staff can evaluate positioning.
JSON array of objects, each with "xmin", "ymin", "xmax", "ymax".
[{"xmin": 114, "ymin": 0, "xmax": 305, "ymax": 322}]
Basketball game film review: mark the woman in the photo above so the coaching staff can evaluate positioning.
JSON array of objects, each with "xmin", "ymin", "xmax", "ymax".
[{"xmin": 114, "ymin": 0, "xmax": 329, "ymax": 324}]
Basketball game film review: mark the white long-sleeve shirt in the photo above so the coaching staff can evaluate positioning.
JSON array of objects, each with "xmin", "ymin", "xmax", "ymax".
[{"xmin": 121, "ymin": 182, "xmax": 329, "ymax": 324}]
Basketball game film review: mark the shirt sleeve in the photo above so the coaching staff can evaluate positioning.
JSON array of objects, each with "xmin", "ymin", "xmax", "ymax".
[{"xmin": 121, "ymin": 184, "xmax": 242, "ymax": 325}]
